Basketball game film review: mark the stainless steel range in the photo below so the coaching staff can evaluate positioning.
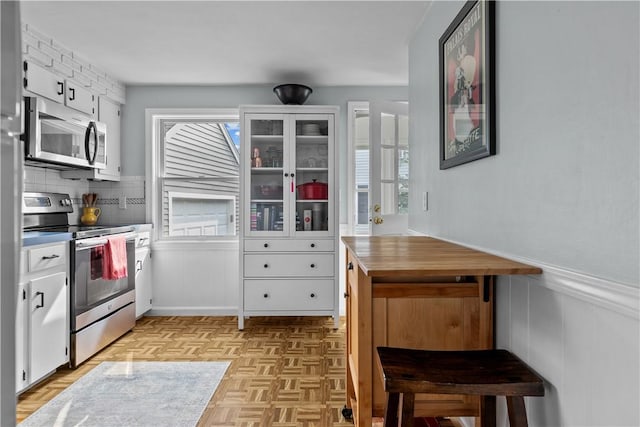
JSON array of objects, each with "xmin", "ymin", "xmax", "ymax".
[{"xmin": 23, "ymin": 192, "xmax": 137, "ymax": 367}]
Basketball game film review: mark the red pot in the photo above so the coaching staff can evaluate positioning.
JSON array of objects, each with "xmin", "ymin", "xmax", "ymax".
[{"xmin": 297, "ymin": 180, "xmax": 328, "ymax": 200}]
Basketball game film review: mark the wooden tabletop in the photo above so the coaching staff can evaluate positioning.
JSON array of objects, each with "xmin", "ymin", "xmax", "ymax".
[{"xmin": 341, "ymin": 236, "xmax": 542, "ymax": 277}]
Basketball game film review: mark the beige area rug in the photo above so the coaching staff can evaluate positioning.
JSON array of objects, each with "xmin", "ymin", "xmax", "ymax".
[{"xmin": 19, "ymin": 361, "xmax": 230, "ymax": 427}]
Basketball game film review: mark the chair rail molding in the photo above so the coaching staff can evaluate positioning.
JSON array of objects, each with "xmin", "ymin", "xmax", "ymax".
[{"xmin": 407, "ymin": 229, "xmax": 639, "ymax": 319}]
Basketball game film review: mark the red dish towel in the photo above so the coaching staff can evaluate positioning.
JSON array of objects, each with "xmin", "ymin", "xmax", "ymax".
[{"xmin": 102, "ymin": 236, "xmax": 128, "ymax": 280}]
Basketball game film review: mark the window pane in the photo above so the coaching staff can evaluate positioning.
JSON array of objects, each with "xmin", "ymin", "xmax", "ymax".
[
  {"xmin": 169, "ymin": 194, "xmax": 235, "ymax": 237},
  {"xmin": 158, "ymin": 117, "xmax": 240, "ymax": 240}
]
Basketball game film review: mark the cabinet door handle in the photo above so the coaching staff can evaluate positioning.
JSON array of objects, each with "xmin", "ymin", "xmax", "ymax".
[
  {"xmin": 35, "ymin": 291, "xmax": 44, "ymax": 309},
  {"xmin": 263, "ymin": 293, "xmax": 269, "ymax": 298},
  {"xmin": 310, "ymin": 293, "xmax": 316, "ymax": 298},
  {"xmin": 343, "ymin": 292, "xmax": 349, "ymax": 298},
  {"xmin": 57, "ymin": 81, "xmax": 64, "ymax": 95},
  {"xmin": 263, "ymin": 263, "xmax": 269, "ymax": 268},
  {"xmin": 136, "ymin": 260, "xmax": 143, "ymax": 273},
  {"xmin": 284, "ymin": 173, "xmax": 289, "ymax": 177},
  {"xmin": 347, "ymin": 262, "xmax": 354, "ymax": 270},
  {"xmin": 310, "ymin": 243, "xmax": 315, "ymax": 248},
  {"xmin": 41, "ymin": 254, "xmax": 60, "ymax": 260},
  {"xmin": 69, "ymin": 87, "xmax": 75, "ymax": 101},
  {"xmin": 264, "ymin": 243, "xmax": 269, "ymax": 248},
  {"xmin": 310, "ymin": 263, "xmax": 315, "ymax": 268}
]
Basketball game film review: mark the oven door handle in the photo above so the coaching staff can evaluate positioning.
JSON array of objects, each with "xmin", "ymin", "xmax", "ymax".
[{"xmin": 75, "ymin": 232, "xmax": 137, "ymax": 249}]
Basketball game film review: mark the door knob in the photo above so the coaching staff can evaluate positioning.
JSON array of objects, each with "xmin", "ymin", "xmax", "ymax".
[{"xmin": 373, "ymin": 216, "xmax": 384, "ymax": 225}]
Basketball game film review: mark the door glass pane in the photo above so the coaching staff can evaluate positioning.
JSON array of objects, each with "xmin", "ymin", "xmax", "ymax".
[
  {"xmin": 381, "ymin": 147, "xmax": 395, "ymax": 181},
  {"xmin": 354, "ymin": 112, "xmax": 370, "ymax": 235},
  {"xmin": 296, "ymin": 119, "xmax": 329, "ymax": 233},
  {"xmin": 381, "ymin": 113, "xmax": 396, "ymax": 145},
  {"xmin": 249, "ymin": 118, "xmax": 285, "ymax": 234},
  {"xmin": 398, "ymin": 115, "xmax": 409, "ymax": 147},
  {"xmin": 381, "ymin": 182, "xmax": 395, "ymax": 215}
]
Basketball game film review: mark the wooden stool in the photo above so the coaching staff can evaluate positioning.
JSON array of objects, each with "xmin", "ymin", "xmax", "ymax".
[{"xmin": 376, "ymin": 347, "xmax": 545, "ymax": 427}]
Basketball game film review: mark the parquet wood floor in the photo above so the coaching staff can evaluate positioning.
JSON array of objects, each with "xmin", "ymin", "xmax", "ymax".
[
  {"xmin": 17, "ymin": 316, "xmax": 460, "ymax": 426},
  {"xmin": 17, "ymin": 316, "xmax": 355, "ymax": 427}
]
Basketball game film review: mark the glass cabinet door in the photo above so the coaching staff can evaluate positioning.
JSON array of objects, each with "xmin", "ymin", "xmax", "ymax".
[
  {"xmin": 292, "ymin": 114, "xmax": 333, "ymax": 236},
  {"xmin": 245, "ymin": 115, "xmax": 287, "ymax": 236}
]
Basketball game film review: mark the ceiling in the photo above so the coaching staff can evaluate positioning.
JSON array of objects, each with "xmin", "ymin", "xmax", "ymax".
[{"xmin": 20, "ymin": 1, "xmax": 430, "ymax": 87}]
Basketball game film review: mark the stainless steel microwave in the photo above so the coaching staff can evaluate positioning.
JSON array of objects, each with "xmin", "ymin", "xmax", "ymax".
[{"xmin": 23, "ymin": 96, "xmax": 106, "ymax": 169}]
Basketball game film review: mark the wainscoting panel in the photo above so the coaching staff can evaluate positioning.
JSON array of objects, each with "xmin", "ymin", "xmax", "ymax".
[
  {"xmin": 150, "ymin": 241, "xmax": 239, "ymax": 316},
  {"xmin": 498, "ymin": 272, "xmax": 639, "ymax": 427}
]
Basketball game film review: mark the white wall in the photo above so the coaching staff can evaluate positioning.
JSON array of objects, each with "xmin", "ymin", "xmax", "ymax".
[
  {"xmin": 122, "ymin": 85, "xmax": 407, "ymax": 222},
  {"xmin": 409, "ymin": 1, "xmax": 639, "ymax": 426},
  {"xmin": 123, "ymin": 85, "xmax": 406, "ymax": 314}
]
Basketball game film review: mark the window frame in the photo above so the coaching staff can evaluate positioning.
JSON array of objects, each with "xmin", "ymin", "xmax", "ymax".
[{"xmin": 145, "ymin": 108, "xmax": 240, "ymax": 243}]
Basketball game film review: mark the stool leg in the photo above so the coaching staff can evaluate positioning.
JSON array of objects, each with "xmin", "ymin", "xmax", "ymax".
[
  {"xmin": 399, "ymin": 393, "xmax": 415, "ymax": 427},
  {"xmin": 384, "ymin": 392, "xmax": 399, "ymax": 427},
  {"xmin": 479, "ymin": 395, "xmax": 496, "ymax": 427},
  {"xmin": 506, "ymin": 396, "xmax": 528, "ymax": 427}
]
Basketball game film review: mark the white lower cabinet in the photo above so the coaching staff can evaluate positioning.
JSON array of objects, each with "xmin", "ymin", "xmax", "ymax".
[
  {"xmin": 17, "ymin": 242, "xmax": 69, "ymax": 394},
  {"xmin": 244, "ymin": 279, "xmax": 334, "ymax": 311},
  {"xmin": 28, "ymin": 272, "xmax": 68, "ymax": 383},
  {"xmin": 134, "ymin": 230, "xmax": 152, "ymax": 318},
  {"xmin": 15, "ymin": 282, "xmax": 27, "ymax": 392},
  {"xmin": 135, "ymin": 247, "xmax": 152, "ymax": 317}
]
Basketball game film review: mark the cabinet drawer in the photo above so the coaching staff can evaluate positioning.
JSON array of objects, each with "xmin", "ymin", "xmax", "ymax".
[
  {"xmin": 27, "ymin": 243, "xmax": 67, "ymax": 272},
  {"xmin": 244, "ymin": 239, "xmax": 334, "ymax": 252},
  {"xmin": 244, "ymin": 279, "xmax": 334, "ymax": 310},
  {"xmin": 244, "ymin": 253, "xmax": 334, "ymax": 277}
]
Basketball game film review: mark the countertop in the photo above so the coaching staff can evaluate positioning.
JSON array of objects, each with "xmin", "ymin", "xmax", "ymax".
[
  {"xmin": 23, "ymin": 231, "xmax": 73, "ymax": 247},
  {"xmin": 341, "ymin": 235, "xmax": 542, "ymax": 277},
  {"xmin": 22, "ymin": 223, "xmax": 152, "ymax": 247}
]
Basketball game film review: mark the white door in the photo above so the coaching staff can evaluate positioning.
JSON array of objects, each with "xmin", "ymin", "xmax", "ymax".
[
  {"xmin": 369, "ymin": 101, "xmax": 409, "ymax": 235},
  {"xmin": 29, "ymin": 272, "xmax": 67, "ymax": 383}
]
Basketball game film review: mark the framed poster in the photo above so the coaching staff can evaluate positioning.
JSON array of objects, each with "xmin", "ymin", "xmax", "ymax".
[{"xmin": 439, "ymin": 0, "xmax": 495, "ymax": 169}]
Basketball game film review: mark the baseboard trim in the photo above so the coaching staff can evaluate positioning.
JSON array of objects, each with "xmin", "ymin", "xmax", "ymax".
[
  {"xmin": 147, "ymin": 307, "xmax": 238, "ymax": 316},
  {"xmin": 407, "ymin": 231, "xmax": 639, "ymax": 320}
]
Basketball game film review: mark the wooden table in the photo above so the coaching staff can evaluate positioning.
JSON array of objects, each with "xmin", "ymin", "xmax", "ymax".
[{"xmin": 341, "ymin": 236, "xmax": 542, "ymax": 427}]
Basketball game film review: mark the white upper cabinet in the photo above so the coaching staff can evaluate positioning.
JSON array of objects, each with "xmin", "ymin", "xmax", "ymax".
[
  {"xmin": 23, "ymin": 60, "xmax": 64, "ymax": 103},
  {"xmin": 23, "ymin": 60, "xmax": 96, "ymax": 116},
  {"xmin": 65, "ymin": 82, "xmax": 95, "ymax": 116}
]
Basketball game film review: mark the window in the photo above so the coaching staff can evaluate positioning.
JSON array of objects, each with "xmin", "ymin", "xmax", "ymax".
[{"xmin": 151, "ymin": 111, "xmax": 240, "ymax": 240}]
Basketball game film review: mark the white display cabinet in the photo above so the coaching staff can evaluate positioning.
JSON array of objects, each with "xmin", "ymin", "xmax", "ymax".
[{"xmin": 238, "ymin": 105, "xmax": 339, "ymax": 330}]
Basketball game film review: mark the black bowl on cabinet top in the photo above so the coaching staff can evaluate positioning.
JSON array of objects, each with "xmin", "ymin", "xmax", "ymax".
[{"xmin": 273, "ymin": 84, "xmax": 313, "ymax": 105}]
